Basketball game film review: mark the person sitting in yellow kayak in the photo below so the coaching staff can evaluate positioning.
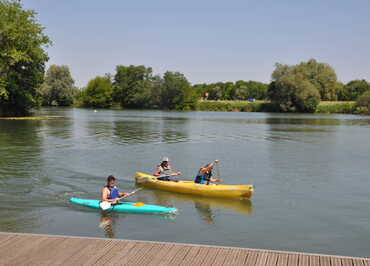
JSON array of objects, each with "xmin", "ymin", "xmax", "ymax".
[
  {"xmin": 101, "ymin": 175, "xmax": 127, "ymax": 204},
  {"xmin": 194, "ymin": 160, "xmax": 221, "ymax": 185},
  {"xmin": 153, "ymin": 157, "xmax": 181, "ymax": 181}
]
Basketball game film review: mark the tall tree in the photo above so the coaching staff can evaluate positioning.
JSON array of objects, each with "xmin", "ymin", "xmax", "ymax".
[
  {"xmin": 113, "ymin": 65, "xmax": 154, "ymax": 108},
  {"xmin": 295, "ymin": 59, "xmax": 338, "ymax": 100},
  {"xmin": 39, "ymin": 65, "xmax": 76, "ymax": 106},
  {"xmin": 160, "ymin": 71, "xmax": 195, "ymax": 110},
  {"xmin": 0, "ymin": 0, "xmax": 51, "ymax": 116},
  {"xmin": 269, "ymin": 63, "xmax": 321, "ymax": 112},
  {"xmin": 80, "ymin": 76, "xmax": 113, "ymax": 108}
]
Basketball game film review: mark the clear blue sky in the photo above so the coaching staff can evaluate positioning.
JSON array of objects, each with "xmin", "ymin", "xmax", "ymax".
[{"xmin": 23, "ymin": 0, "xmax": 370, "ymax": 87}]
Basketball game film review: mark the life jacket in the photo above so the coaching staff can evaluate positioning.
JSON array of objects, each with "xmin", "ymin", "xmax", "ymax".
[
  {"xmin": 106, "ymin": 186, "xmax": 119, "ymax": 200},
  {"xmin": 158, "ymin": 165, "xmax": 170, "ymax": 175},
  {"xmin": 157, "ymin": 165, "xmax": 171, "ymax": 181},
  {"xmin": 194, "ymin": 170, "xmax": 212, "ymax": 184}
]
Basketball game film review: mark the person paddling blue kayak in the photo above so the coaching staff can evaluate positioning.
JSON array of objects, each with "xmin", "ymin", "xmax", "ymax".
[{"xmin": 101, "ymin": 175, "xmax": 128, "ymax": 204}]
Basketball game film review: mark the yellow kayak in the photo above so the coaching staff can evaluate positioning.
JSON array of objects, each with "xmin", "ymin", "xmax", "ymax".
[{"xmin": 134, "ymin": 172, "xmax": 254, "ymax": 199}]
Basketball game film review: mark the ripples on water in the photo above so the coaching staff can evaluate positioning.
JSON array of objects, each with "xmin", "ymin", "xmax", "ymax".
[{"xmin": 1, "ymin": 108, "xmax": 370, "ymax": 257}]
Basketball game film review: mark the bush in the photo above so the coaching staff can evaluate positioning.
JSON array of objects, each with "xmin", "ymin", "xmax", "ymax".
[{"xmin": 355, "ymin": 91, "xmax": 370, "ymax": 114}]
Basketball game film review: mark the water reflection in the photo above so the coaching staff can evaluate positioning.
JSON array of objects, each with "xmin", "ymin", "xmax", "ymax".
[
  {"xmin": 146, "ymin": 190, "xmax": 253, "ymax": 224},
  {"xmin": 99, "ymin": 213, "xmax": 118, "ymax": 238},
  {"xmin": 113, "ymin": 118, "xmax": 189, "ymax": 145},
  {"xmin": 0, "ymin": 120, "xmax": 44, "ymax": 231}
]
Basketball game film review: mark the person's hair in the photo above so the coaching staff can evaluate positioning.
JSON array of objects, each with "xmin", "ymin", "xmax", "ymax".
[
  {"xmin": 107, "ymin": 175, "xmax": 116, "ymax": 182},
  {"xmin": 161, "ymin": 161, "xmax": 168, "ymax": 167}
]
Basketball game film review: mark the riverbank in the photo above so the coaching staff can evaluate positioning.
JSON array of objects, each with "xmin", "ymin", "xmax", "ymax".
[{"xmin": 196, "ymin": 100, "xmax": 359, "ymax": 114}]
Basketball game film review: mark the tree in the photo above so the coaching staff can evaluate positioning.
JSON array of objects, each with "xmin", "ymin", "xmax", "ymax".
[
  {"xmin": 0, "ymin": 0, "xmax": 51, "ymax": 116},
  {"xmin": 81, "ymin": 76, "xmax": 112, "ymax": 108},
  {"xmin": 356, "ymin": 90, "xmax": 370, "ymax": 114},
  {"xmin": 39, "ymin": 65, "xmax": 76, "ymax": 106},
  {"xmin": 344, "ymin": 80, "xmax": 370, "ymax": 100},
  {"xmin": 294, "ymin": 59, "xmax": 338, "ymax": 101},
  {"xmin": 160, "ymin": 71, "xmax": 196, "ymax": 110},
  {"xmin": 113, "ymin": 65, "xmax": 154, "ymax": 108},
  {"xmin": 268, "ymin": 63, "xmax": 321, "ymax": 112}
]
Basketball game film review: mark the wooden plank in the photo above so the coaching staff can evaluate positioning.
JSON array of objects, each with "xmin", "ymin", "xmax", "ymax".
[
  {"xmin": 105, "ymin": 241, "xmax": 145, "ymax": 265},
  {"xmin": 212, "ymin": 247, "xmax": 232, "ymax": 266},
  {"xmin": 277, "ymin": 253, "xmax": 289, "ymax": 266},
  {"xmin": 200, "ymin": 247, "xmax": 222, "ymax": 266},
  {"xmin": 157, "ymin": 244, "xmax": 185, "ymax": 266},
  {"xmin": 288, "ymin": 253, "xmax": 299, "ymax": 266},
  {"xmin": 146, "ymin": 243, "xmax": 176, "ymax": 266},
  {"xmin": 0, "ymin": 235, "xmax": 52, "ymax": 265},
  {"xmin": 331, "ymin": 256, "xmax": 343, "ymax": 266},
  {"xmin": 320, "ymin": 255, "xmax": 332, "ymax": 266},
  {"xmin": 0, "ymin": 233, "xmax": 370, "ymax": 266},
  {"xmin": 266, "ymin": 252, "xmax": 278, "ymax": 266},
  {"xmin": 223, "ymin": 248, "xmax": 242, "ymax": 266},
  {"xmin": 191, "ymin": 246, "xmax": 212, "ymax": 265},
  {"xmin": 244, "ymin": 249, "xmax": 259, "ymax": 266},
  {"xmin": 132, "ymin": 243, "xmax": 166, "ymax": 266},
  {"xmin": 255, "ymin": 252, "xmax": 269, "ymax": 266},
  {"xmin": 299, "ymin": 255, "xmax": 310, "ymax": 266},
  {"xmin": 178, "ymin": 245, "xmax": 202, "ymax": 266},
  {"xmin": 97, "ymin": 241, "xmax": 137, "ymax": 265},
  {"xmin": 60, "ymin": 238, "xmax": 113, "ymax": 265},
  {"xmin": 15, "ymin": 237, "xmax": 69, "ymax": 265},
  {"xmin": 126, "ymin": 242, "xmax": 159, "ymax": 265},
  {"xmin": 166, "ymin": 245, "xmax": 192, "ymax": 265},
  {"xmin": 341, "ymin": 257, "xmax": 354, "ymax": 266}
]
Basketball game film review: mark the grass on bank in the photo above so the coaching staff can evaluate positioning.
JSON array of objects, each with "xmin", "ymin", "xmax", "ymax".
[
  {"xmin": 0, "ymin": 115, "xmax": 64, "ymax": 120},
  {"xmin": 196, "ymin": 100, "xmax": 358, "ymax": 114}
]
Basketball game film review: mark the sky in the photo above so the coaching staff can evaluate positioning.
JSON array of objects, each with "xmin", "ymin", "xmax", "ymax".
[{"xmin": 23, "ymin": 0, "xmax": 370, "ymax": 87}]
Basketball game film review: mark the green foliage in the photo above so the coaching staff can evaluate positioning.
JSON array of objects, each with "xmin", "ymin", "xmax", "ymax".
[
  {"xmin": 39, "ymin": 65, "xmax": 77, "ymax": 106},
  {"xmin": 268, "ymin": 64, "xmax": 321, "ymax": 113},
  {"xmin": 294, "ymin": 59, "xmax": 338, "ymax": 101},
  {"xmin": 315, "ymin": 101, "xmax": 356, "ymax": 114},
  {"xmin": 80, "ymin": 76, "xmax": 112, "ymax": 108},
  {"xmin": 355, "ymin": 91, "xmax": 370, "ymax": 114},
  {"xmin": 0, "ymin": 0, "xmax": 51, "ymax": 116},
  {"xmin": 194, "ymin": 80, "xmax": 268, "ymax": 101},
  {"xmin": 113, "ymin": 65, "xmax": 154, "ymax": 108},
  {"xmin": 197, "ymin": 100, "xmax": 270, "ymax": 112},
  {"xmin": 160, "ymin": 71, "xmax": 195, "ymax": 110},
  {"xmin": 344, "ymin": 80, "xmax": 370, "ymax": 100}
]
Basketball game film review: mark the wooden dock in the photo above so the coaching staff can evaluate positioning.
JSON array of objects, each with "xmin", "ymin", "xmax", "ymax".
[{"xmin": 0, "ymin": 232, "xmax": 369, "ymax": 266}]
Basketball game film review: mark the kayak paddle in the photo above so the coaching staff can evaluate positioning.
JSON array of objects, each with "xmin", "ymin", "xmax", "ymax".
[{"xmin": 100, "ymin": 188, "xmax": 143, "ymax": 211}]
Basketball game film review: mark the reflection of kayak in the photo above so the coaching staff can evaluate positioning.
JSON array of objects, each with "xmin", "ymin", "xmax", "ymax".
[
  {"xmin": 134, "ymin": 172, "xmax": 254, "ymax": 199},
  {"xmin": 69, "ymin": 197, "xmax": 177, "ymax": 214},
  {"xmin": 150, "ymin": 190, "xmax": 253, "ymax": 215}
]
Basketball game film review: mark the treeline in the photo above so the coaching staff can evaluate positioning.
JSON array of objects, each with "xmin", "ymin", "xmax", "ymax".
[
  {"xmin": 74, "ymin": 66, "xmax": 197, "ymax": 110},
  {"xmin": 1, "ymin": 0, "xmax": 370, "ymax": 117}
]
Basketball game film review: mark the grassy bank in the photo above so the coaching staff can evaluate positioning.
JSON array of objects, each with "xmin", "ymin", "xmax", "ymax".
[{"xmin": 196, "ymin": 100, "xmax": 358, "ymax": 114}]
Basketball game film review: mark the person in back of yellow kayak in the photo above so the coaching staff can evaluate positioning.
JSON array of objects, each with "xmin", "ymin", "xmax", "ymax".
[
  {"xmin": 194, "ymin": 160, "xmax": 221, "ymax": 185},
  {"xmin": 153, "ymin": 157, "xmax": 181, "ymax": 181}
]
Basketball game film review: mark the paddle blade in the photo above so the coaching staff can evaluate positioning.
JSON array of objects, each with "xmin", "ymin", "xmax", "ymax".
[{"xmin": 100, "ymin": 201, "xmax": 111, "ymax": 210}]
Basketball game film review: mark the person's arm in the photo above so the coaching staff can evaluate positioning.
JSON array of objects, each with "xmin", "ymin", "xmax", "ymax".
[
  {"xmin": 101, "ymin": 188, "xmax": 117, "ymax": 203},
  {"xmin": 153, "ymin": 166, "xmax": 162, "ymax": 177},
  {"xmin": 118, "ymin": 191, "xmax": 128, "ymax": 197},
  {"xmin": 204, "ymin": 160, "xmax": 219, "ymax": 173}
]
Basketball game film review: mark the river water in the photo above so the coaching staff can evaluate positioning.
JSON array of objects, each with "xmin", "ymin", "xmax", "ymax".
[{"xmin": 0, "ymin": 108, "xmax": 369, "ymax": 257}]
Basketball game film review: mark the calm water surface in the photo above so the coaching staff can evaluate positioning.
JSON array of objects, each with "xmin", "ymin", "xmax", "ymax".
[{"xmin": 0, "ymin": 108, "xmax": 370, "ymax": 257}]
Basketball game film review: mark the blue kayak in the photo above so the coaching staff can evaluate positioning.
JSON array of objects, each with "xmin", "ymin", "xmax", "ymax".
[{"xmin": 69, "ymin": 197, "xmax": 177, "ymax": 214}]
